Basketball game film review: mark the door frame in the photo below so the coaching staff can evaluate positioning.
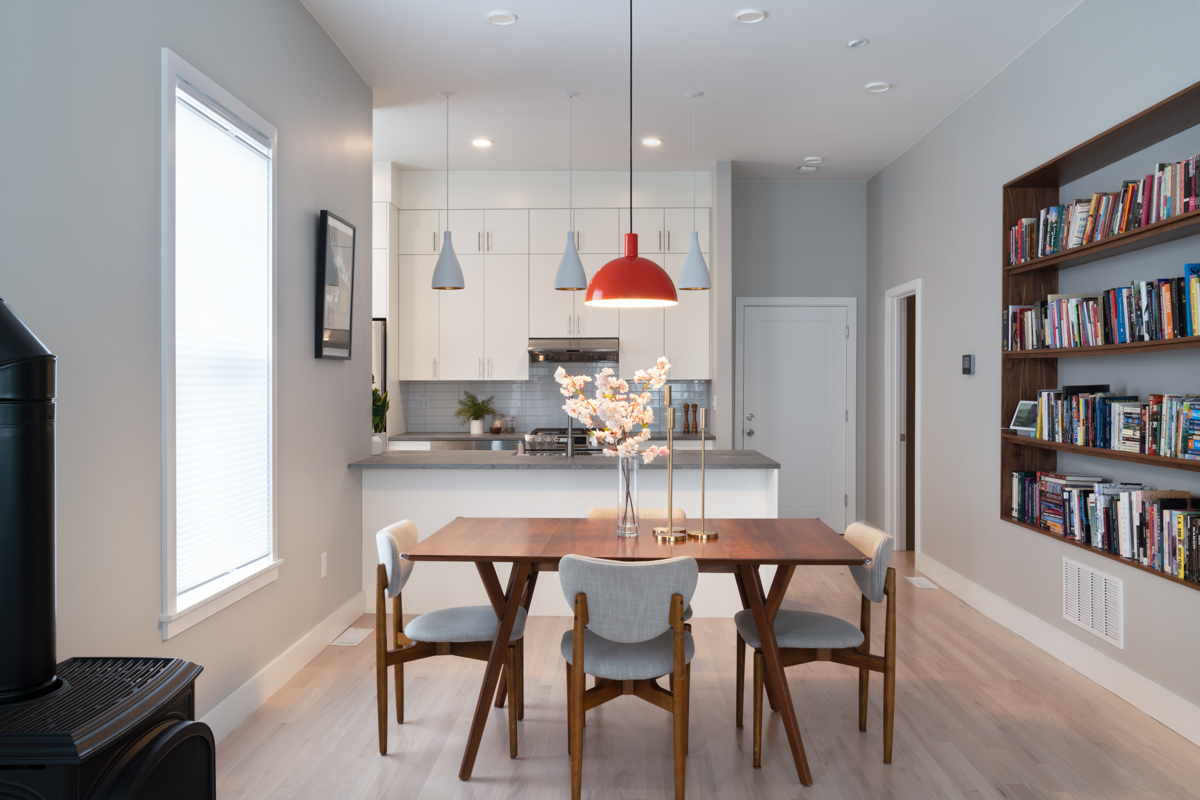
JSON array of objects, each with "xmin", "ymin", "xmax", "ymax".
[
  {"xmin": 734, "ymin": 297, "xmax": 857, "ymax": 525},
  {"xmin": 884, "ymin": 280, "xmax": 922, "ymax": 552}
]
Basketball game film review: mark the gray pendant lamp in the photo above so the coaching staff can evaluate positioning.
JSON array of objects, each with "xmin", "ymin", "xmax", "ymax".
[
  {"xmin": 554, "ymin": 91, "xmax": 587, "ymax": 290},
  {"xmin": 678, "ymin": 90, "xmax": 711, "ymax": 290},
  {"xmin": 431, "ymin": 91, "xmax": 464, "ymax": 290}
]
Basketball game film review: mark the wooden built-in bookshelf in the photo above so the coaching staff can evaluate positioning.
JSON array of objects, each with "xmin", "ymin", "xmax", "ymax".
[{"xmin": 1000, "ymin": 80, "xmax": 1200, "ymax": 591}]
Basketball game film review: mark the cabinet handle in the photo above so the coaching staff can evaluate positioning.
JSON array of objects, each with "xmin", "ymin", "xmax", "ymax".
[
  {"xmin": 575, "ymin": 231, "xmax": 580, "ymax": 249},
  {"xmin": 568, "ymin": 314, "xmax": 573, "ymax": 335},
  {"xmin": 479, "ymin": 357, "xmax": 483, "ymax": 378},
  {"xmin": 432, "ymin": 231, "xmax": 436, "ymax": 253},
  {"xmin": 432, "ymin": 358, "xmax": 437, "ymax": 379},
  {"xmin": 488, "ymin": 357, "xmax": 492, "ymax": 378},
  {"xmin": 658, "ymin": 231, "xmax": 662, "ymax": 250},
  {"xmin": 487, "ymin": 231, "xmax": 492, "ymax": 251},
  {"xmin": 667, "ymin": 230, "xmax": 671, "ymax": 251},
  {"xmin": 478, "ymin": 231, "xmax": 482, "ymax": 252},
  {"xmin": 576, "ymin": 314, "xmax": 580, "ymax": 335}
]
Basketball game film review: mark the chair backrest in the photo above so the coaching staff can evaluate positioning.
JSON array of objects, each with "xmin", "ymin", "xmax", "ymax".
[
  {"xmin": 376, "ymin": 520, "xmax": 418, "ymax": 599},
  {"xmin": 586, "ymin": 507, "xmax": 686, "ymax": 520},
  {"xmin": 844, "ymin": 522, "xmax": 893, "ymax": 604},
  {"xmin": 559, "ymin": 555, "xmax": 698, "ymax": 643}
]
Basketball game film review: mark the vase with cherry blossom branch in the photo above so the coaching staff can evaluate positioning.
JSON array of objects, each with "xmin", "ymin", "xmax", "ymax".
[{"xmin": 555, "ymin": 358, "xmax": 671, "ymax": 536}]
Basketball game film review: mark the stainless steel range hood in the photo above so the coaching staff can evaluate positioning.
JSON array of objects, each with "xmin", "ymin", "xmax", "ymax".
[{"xmin": 528, "ymin": 338, "xmax": 619, "ymax": 363}]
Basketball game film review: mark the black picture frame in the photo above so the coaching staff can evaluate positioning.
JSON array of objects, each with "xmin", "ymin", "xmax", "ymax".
[{"xmin": 315, "ymin": 210, "xmax": 356, "ymax": 359}]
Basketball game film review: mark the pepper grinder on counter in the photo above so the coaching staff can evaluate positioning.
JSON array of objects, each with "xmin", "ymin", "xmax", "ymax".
[
  {"xmin": 691, "ymin": 404, "xmax": 698, "ymax": 435},
  {"xmin": 654, "ymin": 386, "xmax": 687, "ymax": 542},
  {"xmin": 688, "ymin": 406, "xmax": 718, "ymax": 540},
  {"xmin": 681, "ymin": 403, "xmax": 690, "ymax": 435}
]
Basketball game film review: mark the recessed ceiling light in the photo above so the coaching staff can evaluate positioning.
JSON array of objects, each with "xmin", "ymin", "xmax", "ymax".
[
  {"xmin": 847, "ymin": 38, "xmax": 869, "ymax": 48},
  {"xmin": 472, "ymin": 138, "xmax": 493, "ymax": 147},
  {"xmin": 865, "ymin": 82, "xmax": 892, "ymax": 93},
  {"xmin": 803, "ymin": 156, "xmax": 823, "ymax": 164},
  {"xmin": 642, "ymin": 137, "xmax": 663, "ymax": 146},
  {"xmin": 735, "ymin": 9, "xmax": 766, "ymax": 23},
  {"xmin": 798, "ymin": 165, "xmax": 818, "ymax": 173},
  {"xmin": 487, "ymin": 10, "xmax": 517, "ymax": 25}
]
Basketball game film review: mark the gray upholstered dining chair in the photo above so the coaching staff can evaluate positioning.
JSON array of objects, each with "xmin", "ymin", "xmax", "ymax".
[
  {"xmin": 374, "ymin": 521, "xmax": 527, "ymax": 757},
  {"xmin": 734, "ymin": 522, "xmax": 896, "ymax": 765},
  {"xmin": 560, "ymin": 555, "xmax": 698, "ymax": 800}
]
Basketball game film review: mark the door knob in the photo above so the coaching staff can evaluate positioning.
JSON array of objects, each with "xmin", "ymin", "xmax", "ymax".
[
  {"xmin": 746, "ymin": 413, "xmax": 755, "ymax": 421},
  {"xmin": 745, "ymin": 429, "xmax": 755, "ymax": 437}
]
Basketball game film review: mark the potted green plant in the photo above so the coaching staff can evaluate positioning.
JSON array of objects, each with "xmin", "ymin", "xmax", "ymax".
[
  {"xmin": 455, "ymin": 391, "xmax": 497, "ymax": 435},
  {"xmin": 372, "ymin": 375, "xmax": 389, "ymax": 454}
]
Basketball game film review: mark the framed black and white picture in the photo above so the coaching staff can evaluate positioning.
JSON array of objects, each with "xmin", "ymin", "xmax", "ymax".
[{"xmin": 316, "ymin": 210, "xmax": 356, "ymax": 359}]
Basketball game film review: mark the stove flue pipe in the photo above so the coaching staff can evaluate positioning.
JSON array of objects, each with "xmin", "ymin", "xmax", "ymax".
[{"xmin": 0, "ymin": 298, "xmax": 59, "ymax": 703}]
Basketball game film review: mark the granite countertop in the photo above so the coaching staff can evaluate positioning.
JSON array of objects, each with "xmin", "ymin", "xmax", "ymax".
[
  {"xmin": 350, "ymin": 449, "xmax": 778, "ymax": 470},
  {"xmin": 388, "ymin": 431, "xmax": 716, "ymax": 442}
]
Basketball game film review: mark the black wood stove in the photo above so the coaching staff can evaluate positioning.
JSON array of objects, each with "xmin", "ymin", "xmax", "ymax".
[{"xmin": 0, "ymin": 299, "xmax": 213, "ymax": 799}]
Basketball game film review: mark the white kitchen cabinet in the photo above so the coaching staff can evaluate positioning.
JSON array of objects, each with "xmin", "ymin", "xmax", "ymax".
[
  {"xmin": 664, "ymin": 254, "xmax": 710, "ymax": 379},
  {"xmin": 437, "ymin": 254, "xmax": 485, "ymax": 380},
  {"xmin": 372, "ymin": 249, "xmax": 389, "ymax": 318},
  {"xmin": 444, "ymin": 210, "xmax": 484, "ymax": 255},
  {"xmin": 577, "ymin": 254, "xmax": 619, "ymax": 337},
  {"xmin": 573, "ymin": 208, "xmax": 620, "ymax": 254},
  {"xmin": 664, "ymin": 207, "xmax": 710, "ymax": 254},
  {"xmin": 619, "ymin": 208, "xmax": 665, "ymax": 254},
  {"xmin": 529, "ymin": 208, "xmax": 572, "ymax": 254},
  {"xmin": 483, "ymin": 254, "xmax": 529, "ymax": 380},
  {"xmin": 372, "ymin": 202, "xmax": 389, "ymax": 248},
  {"xmin": 617, "ymin": 256, "xmax": 665, "ymax": 379},
  {"xmin": 397, "ymin": 209, "xmax": 440, "ymax": 255},
  {"xmin": 395, "ymin": 255, "xmax": 440, "ymax": 380},
  {"xmin": 528, "ymin": 254, "xmax": 577, "ymax": 337},
  {"xmin": 484, "ymin": 209, "xmax": 528, "ymax": 254}
]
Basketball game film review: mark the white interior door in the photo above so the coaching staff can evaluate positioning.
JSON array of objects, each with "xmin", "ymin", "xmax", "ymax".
[
  {"xmin": 395, "ymin": 255, "xmax": 439, "ymax": 379},
  {"xmin": 484, "ymin": 254, "xmax": 529, "ymax": 380},
  {"xmin": 438, "ymin": 254, "xmax": 484, "ymax": 380},
  {"xmin": 742, "ymin": 304, "xmax": 848, "ymax": 529}
]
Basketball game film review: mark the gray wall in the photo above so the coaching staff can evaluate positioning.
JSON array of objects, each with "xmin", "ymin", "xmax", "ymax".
[
  {"xmin": 732, "ymin": 181, "xmax": 867, "ymax": 519},
  {"xmin": 0, "ymin": 1, "xmax": 373, "ymax": 718},
  {"xmin": 865, "ymin": 0, "xmax": 1200, "ymax": 705}
]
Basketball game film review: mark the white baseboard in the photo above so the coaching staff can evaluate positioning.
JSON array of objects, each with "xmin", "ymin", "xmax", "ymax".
[
  {"xmin": 915, "ymin": 553, "xmax": 1200, "ymax": 748},
  {"xmin": 201, "ymin": 590, "xmax": 365, "ymax": 743}
]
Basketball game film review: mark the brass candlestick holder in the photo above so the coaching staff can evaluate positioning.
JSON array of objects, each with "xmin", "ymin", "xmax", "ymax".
[
  {"xmin": 654, "ymin": 386, "xmax": 687, "ymax": 543},
  {"xmin": 688, "ymin": 407, "xmax": 718, "ymax": 540}
]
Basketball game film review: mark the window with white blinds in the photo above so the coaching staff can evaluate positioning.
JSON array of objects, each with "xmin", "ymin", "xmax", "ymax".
[{"xmin": 162, "ymin": 50, "xmax": 277, "ymax": 635}]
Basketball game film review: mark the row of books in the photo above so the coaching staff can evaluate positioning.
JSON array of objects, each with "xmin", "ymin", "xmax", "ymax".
[
  {"xmin": 1012, "ymin": 471, "xmax": 1200, "ymax": 580},
  {"xmin": 1003, "ymin": 264, "xmax": 1200, "ymax": 350},
  {"xmin": 1007, "ymin": 157, "xmax": 1200, "ymax": 265},
  {"xmin": 1029, "ymin": 387, "xmax": 1200, "ymax": 460}
]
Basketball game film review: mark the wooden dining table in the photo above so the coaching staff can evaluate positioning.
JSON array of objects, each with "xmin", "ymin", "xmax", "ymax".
[{"xmin": 401, "ymin": 516, "xmax": 869, "ymax": 786}]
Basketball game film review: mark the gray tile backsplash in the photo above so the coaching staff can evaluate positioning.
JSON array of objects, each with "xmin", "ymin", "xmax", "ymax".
[{"xmin": 402, "ymin": 361, "xmax": 710, "ymax": 435}]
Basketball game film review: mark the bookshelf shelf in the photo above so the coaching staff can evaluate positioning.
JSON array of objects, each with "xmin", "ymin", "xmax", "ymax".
[
  {"xmin": 1000, "ymin": 79, "xmax": 1200, "ymax": 589},
  {"xmin": 1002, "ymin": 335, "xmax": 1200, "ymax": 359},
  {"xmin": 1001, "ymin": 432, "xmax": 1200, "ymax": 473},
  {"xmin": 1004, "ymin": 207, "xmax": 1200, "ymax": 275},
  {"xmin": 1001, "ymin": 515, "xmax": 1200, "ymax": 592}
]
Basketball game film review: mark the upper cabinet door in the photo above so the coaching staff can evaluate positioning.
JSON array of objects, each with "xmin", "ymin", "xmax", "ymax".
[
  {"xmin": 663, "ymin": 254, "xmax": 710, "ymax": 380},
  {"xmin": 575, "ymin": 254, "xmax": 619, "ymax": 337},
  {"xmin": 371, "ymin": 248, "xmax": 389, "ymax": 318},
  {"xmin": 445, "ymin": 209, "xmax": 484, "ymax": 255},
  {"xmin": 530, "ymin": 208, "xmax": 572, "ymax": 254},
  {"xmin": 483, "ymin": 254, "xmax": 529, "ymax": 380},
  {"xmin": 395, "ymin": 255, "xmax": 440, "ymax": 380},
  {"xmin": 484, "ymin": 209, "xmax": 528, "ymax": 254},
  {"xmin": 373, "ymin": 202, "xmax": 389, "ymax": 248},
  {"xmin": 618, "ymin": 307, "xmax": 666, "ymax": 380},
  {"xmin": 664, "ymin": 207, "xmax": 710, "ymax": 254},
  {"xmin": 573, "ymin": 208, "xmax": 620, "ymax": 254},
  {"xmin": 397, "ymin": 209, "xmax": 441, "ymax": 255},
  {"xmin": 529, "ymin": 254, "xmax": 575, "ymax": 338},
  {"xmin": 437, "ymin": 254, "xmax": 485, "ymax": 380},
  {"xmin": 619, "ymin": 208, "xmax": 665, "ymax": 253}
]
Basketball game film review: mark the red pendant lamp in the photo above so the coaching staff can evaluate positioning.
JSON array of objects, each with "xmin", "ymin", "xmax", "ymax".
[{"xmin": 585, "ymin": 0, "xmax": 677, "ymax": 309}]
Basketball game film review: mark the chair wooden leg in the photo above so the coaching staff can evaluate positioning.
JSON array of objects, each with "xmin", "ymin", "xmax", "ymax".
[
  {"xmin": 673, "ymin": 664, "xmax": 686, "ymax": 800},
  {"xmin": 570, "ymin": 661, "xmax": 585, "ymax": 800},
  {"xmin": 883, "ymin": 568, "xmax": 897, "ymax": 764},
  {"xmin": 735, "ymin": 632, "xmax": 745, "ymax": 728},
  {"xmin": 495, "ymin": 668, "xmax": 507, "ymax": 709},
  {"xmin": 506, "ymin": 645, "xmax": 519, "ymax": 759},
  {"xmin": 375, "ymin": 564, "xmax": 388, "ymax": 756},
  {"xmin": 565, "ymin": 661, "xmax": 573, "ymax": 756},
  {"xmin": 683, "ymin": 663, "xmax": 691, "ymax": 757},
  {"xmin": 859, "ymin": 594, "xmax": 870, "ymax": 732},
  {"xmin": 394, "ymin": 595, "xmax": 405, "ymax": 724},
  {"xmin": 516, "ymin": 638, "xmax": 525, "ymax": 721},
  {"xmin": 752, "ymin": 651, "xmax": 764, "ymax": 768}
]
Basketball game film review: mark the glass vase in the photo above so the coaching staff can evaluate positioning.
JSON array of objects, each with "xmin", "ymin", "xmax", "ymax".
[{"xmin": 616, "ymin": 452, "xmax": 639, "ymax": 537}]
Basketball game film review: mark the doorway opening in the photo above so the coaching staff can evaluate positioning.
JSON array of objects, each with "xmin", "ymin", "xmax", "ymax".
[{"xmin": 884, "ymin": 281, "xmax": 921, "ymax": 551}]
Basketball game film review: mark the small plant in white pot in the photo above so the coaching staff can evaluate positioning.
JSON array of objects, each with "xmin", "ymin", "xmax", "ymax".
[
  {"xmin": 371, "ymin": 374, "xmax": 389, "ymax": 454},
  {"xmin": 455, "ymin": 391, "xmax": 497, "ymax": 435}
]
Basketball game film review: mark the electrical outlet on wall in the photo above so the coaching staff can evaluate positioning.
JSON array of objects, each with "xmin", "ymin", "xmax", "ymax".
[
  {"xmin": 321, "ymin": 552, "xmax": 327, "ymax": 578},
  {"xmin": 422, "ymin": 395, "xmax": 430, "ymax": 409}
]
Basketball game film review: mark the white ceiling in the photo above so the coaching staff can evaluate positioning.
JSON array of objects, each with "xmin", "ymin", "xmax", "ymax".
[{"xmin": 302, "ymin": 0, "xmax": 1081, "ymax": 181}]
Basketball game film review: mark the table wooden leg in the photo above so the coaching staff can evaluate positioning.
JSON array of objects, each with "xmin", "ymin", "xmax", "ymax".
[
  {"xmin": 738, "ymin": 564, "xmax": 812, "ymax": 785},
  {"xmin": 491, "ymin": 566, "xmax": 537, "ymax": 712},
  {"xmin": 459, "ymin": 561, "xmax": 530, "ymax": 781}
]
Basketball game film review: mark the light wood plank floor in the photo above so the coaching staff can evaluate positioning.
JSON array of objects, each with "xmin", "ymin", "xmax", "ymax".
[{"xmin": 216, "ymin": 553, "xmax": 1200, "ymax": 799}]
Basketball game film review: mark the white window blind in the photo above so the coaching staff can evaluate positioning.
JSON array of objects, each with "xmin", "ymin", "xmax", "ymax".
[{"xmin": 173, "ymin": 83, "xmax": 273, "ymax": 602}]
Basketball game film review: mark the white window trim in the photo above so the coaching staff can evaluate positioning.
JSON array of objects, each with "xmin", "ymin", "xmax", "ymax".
[{"xmin": 160, "ymin": 48, "xmax": 280, "ymax": 641}]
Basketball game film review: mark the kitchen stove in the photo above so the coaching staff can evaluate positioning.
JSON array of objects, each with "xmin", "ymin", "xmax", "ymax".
[{"xmin": 524, "ymin": 427, "xmax": 604, "ymax": 456}]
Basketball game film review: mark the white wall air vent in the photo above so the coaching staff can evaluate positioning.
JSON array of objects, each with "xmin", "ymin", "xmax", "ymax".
[{"xmin": 1063, "ymin": 557, "xmax": 1122, "ymax": 649}]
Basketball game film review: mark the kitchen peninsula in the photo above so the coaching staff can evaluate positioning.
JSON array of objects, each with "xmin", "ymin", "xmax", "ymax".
[{"xmin": 350, "ymin": 449, "xmax": 779, "ymax": 617}]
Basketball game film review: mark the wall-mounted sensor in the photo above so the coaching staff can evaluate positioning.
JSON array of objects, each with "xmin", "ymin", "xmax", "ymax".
[{"xmin": 962, "ymin": 354, "xmax": 975, "ymax": 375}]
